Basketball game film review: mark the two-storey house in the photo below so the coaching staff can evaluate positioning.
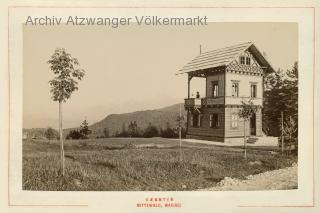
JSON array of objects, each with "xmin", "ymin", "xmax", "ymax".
[{"xmin": 177, "ymin": 42, "xmax": 275, "ymax": 143}]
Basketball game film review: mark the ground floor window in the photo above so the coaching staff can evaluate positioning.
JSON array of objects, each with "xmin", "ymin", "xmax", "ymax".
[
  {"xmin": 190, "ymin": 113, "xmax": 202, "ymax": 127},
  {"xmin": 197, "ymin": 114, "xmax": 202, "ymax": 127},
  {"xmin": 209, "ymin": 114, "xmax": 220, "ymax": 128},
  {"xmin": 231, "ymin": 114, "xmax": 238, "ymax": 128}
]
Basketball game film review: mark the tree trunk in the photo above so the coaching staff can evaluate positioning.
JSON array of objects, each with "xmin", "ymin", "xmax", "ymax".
[
  {"xmin": 244, "ymin": 119, "xmax": 247, "ymax": 160},
  {"xmin": 59, "ymin": 101, "xmax": 65, "ymax": 176}
]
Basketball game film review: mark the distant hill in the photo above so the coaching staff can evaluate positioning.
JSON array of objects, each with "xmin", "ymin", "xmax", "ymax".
[
  {"xmin": 80, "ymin": 103, "xmax": 186, "ymax": 138},
  {"xmin": 22, "ymin": 128, "xmax": 50, "ymax": 139}
]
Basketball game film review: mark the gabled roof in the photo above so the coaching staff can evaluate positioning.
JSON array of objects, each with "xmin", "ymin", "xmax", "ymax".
[{"xmin": 176, "ymin": 42, "xmax": 275, "ymax": 75}]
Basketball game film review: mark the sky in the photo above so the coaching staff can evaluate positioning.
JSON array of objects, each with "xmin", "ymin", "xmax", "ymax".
[{"xmin": 23, "ymin": 22, "xmax": 298, "ymax": 129}]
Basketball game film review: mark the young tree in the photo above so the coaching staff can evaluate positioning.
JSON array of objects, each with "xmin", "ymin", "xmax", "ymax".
[
  {"xmin": 238, "ymin": 99, "xmax": 257, "ymax": 159},
  {"xmin": 48, "ymin": 48, "xmax": 85, "ymax": 176},
  {"xmin": 176, "ymin": 104, "xmax": 184, "ymax": 162},
  {"xmin": 79, "ymin": 119, "xmax": 92, "ymax": 139}
]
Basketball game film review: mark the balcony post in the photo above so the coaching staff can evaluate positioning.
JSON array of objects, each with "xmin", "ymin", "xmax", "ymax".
[
  {"xmin": 188, "ymin": 74, "xmax": 192, "ymax": 99},
  {"xmin": 186, "ymin": 73, "xmax": 192, "ymax": 135}
]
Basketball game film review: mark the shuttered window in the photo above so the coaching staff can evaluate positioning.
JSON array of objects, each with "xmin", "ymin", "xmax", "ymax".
[
  {"xmin": 232, "ymin": 82, "xmax": 239, "ymax": 97},
  {"xmin": 231, "ymin": 114, "xmax": 238, "ymax": 128}
]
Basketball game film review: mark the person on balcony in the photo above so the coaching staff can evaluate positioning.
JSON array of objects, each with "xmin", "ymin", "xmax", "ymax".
[{"xmin": 196, "ymin": 91, "xmax": 200, "ymax": 99}]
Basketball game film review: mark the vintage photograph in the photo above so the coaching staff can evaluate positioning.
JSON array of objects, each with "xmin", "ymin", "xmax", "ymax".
[{"xmin": 23, "ymin": 22, "xmax": 298, "ymax": 191}]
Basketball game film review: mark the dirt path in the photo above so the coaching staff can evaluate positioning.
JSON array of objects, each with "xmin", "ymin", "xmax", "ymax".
[{"xmin": 201, "ymin": 163, "xmax": 297, "ymax": 191}]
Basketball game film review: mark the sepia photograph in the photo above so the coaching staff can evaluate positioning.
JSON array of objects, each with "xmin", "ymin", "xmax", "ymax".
[{"xmin": 22, "ymin": 22, "xmax": 298, "ymax": 192}]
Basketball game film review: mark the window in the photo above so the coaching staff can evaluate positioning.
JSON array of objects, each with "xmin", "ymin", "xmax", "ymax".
[
  {"xmin": 246, "ymin": 57, "xmax": 251, "ymax": 65},
  {"xmin": 198, "ymin": 114, "xmax": 202, "ymax": 127},
  {"xmin": 191, "ymin": 113, "xmax": 201, "ymax": 127},
  {"xmin": 212, "ymin": 81, "xmax": 219, "ymax": 97},
  {"xmin": 231, "ymin": 114, "xmax": 238, "ymax": 128},
  {"xmin": 240, "ymin": 56, "xmax": 245, "ymax": 64},
  {"xmin": 210, "ymin": 114, "xmax": 220, "ymax": 128},
  {"xmin": 251, "ymin": 84, "xmax": 257, "ymax": 98},
  {"xmin": 232, "ymin": 82, "xmax": 239, "ymax": 97}
]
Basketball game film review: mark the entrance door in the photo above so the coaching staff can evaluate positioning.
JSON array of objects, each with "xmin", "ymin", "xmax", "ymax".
[{"xmin": 250, "ymin": 113, "xmax": 256, "ymax": 136}]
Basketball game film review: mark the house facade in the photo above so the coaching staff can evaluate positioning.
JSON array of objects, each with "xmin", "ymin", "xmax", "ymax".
[{"xmin": 177, "ymin": 42, "xmax": 274, "ymax": 142}]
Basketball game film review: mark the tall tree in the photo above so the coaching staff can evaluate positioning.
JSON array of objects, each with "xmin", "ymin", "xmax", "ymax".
[
  {"xmin": 263, "ymin": 62, "xmax": 298, "ymax": 137},
  {"xmin": 48, "ymin": 48, "xmax": 85, "ymax": 176}
]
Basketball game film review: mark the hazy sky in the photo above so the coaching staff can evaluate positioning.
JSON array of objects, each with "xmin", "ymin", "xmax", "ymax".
[{"xmin": 23, "ymin": 22, "xmax": 298, "ymax": 129}]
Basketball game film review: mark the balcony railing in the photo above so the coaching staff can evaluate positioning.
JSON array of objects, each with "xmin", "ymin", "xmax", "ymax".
[
  {"xmin": 185, "ymin": 96, "xmax": 262, "ymax": 109},
  {"xmin": 185, "ymin": 97, "xmax": 224, "ymax": 109},
  {"xmin": 184, "ymin": 98, "xmax": 202, "ymax": 109}
]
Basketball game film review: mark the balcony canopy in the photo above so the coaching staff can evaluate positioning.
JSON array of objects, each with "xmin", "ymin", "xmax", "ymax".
[{"xmin": 176, "ymin": 42, "xmax": 275, "ymax": 75}]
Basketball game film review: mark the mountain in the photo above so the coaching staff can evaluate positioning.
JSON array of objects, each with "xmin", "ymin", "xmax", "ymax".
[{"xmin": 85, "ymin": 103, "xmax": 186, "ymax": 137}]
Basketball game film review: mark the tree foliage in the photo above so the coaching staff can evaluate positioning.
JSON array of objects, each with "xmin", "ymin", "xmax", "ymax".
[
  {"xmin": 128, "ymin": 121, "xmax": 140, "ymax": 137},
  {"xmin": 238, "ymin": 99, "xmax": 257, "ymax": 121},
  {"xmin": 44, "ymin": 127, "xmax": 59, "ymax": 140},
  {"xmin": 66, "ymin": 119, "xmax": 92, "ymax": 140},
  {"xmin": 283, "ymin": 116, "xmax": 298, "ymax": 143},
  {"xmin": 113, "ymin": 120, "xmax": 186, "ymax": 139},
  {"xmin": 143, "ymin": 123, "xmax": 159, "ymax": 138},
  {"xmin": 263, "ymin": 62, "xmax": 298, "ymax": 137},
  {"xmin": 79, "ymin": 119, "xmax": 92, "ymax": 139},
  {"xmin": 66, "ymin": 130, "xmax": 84, "ymax": 140},
  {"xmin": 48, "ymin": 48, "xmax": 85, "ymax": 102}
]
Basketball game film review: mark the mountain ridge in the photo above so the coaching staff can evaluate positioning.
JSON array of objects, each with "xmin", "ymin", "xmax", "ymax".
[{"xmin": 88, "ymin": 103, "xmax": 186, "ymax": 137}]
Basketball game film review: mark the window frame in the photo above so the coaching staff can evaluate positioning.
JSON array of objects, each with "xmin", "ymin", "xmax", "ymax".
[
  {"xmin": 231, "ymin": 81, "xmax": 239, "ymax": 97},
  {"xmin": 211, "ymin": 81, "xmax": 219, "ymax": 98},
  {"xmin": 231, "ymin": 114, "xmax": 239, "ymax": 129},
  {"xmin": 210, "ymin": 114, "xmax": 220, "ymax": 128},
  {"xmin": 246, "ymin": 57, "xmax": 251, "ymax": 65},
  {"xmin": 250, "ymin": 83, "xmax": 257, "ymax": 98},
  {"xmin": 240, "ymin": 56, "xmax": 245, "ymax": 64}
]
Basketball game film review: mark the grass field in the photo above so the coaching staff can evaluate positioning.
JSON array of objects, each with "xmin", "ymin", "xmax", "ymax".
[{"xmin": 23, "ymin": 137, "xmax": 297, "ymax": 191}]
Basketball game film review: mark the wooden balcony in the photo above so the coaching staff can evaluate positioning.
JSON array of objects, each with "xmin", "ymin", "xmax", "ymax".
[
  {"xmin": 202, "ymin": 97, "xmax": 224, "ymax": 106},
  {"xmin": 184, "ymin": 98, "xmax": 202, "ymax": 109},
  {"xmin": 185, "ymin": 96, "xmax": 262, "ymax": 109},
  {"xmin": 185, "ymin": 97, "xmax": 224, "ymax": 109}
]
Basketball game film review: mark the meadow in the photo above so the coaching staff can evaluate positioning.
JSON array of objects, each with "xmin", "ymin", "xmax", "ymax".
[{"xmin": 23, "ymin": 138, "xmax": 297, "ymax": 191}]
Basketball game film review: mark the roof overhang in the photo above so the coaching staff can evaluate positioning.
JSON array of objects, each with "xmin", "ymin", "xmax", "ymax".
[{"xmin": 176, "ymin": 42, "xmax": 275, "ymax": 75}]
